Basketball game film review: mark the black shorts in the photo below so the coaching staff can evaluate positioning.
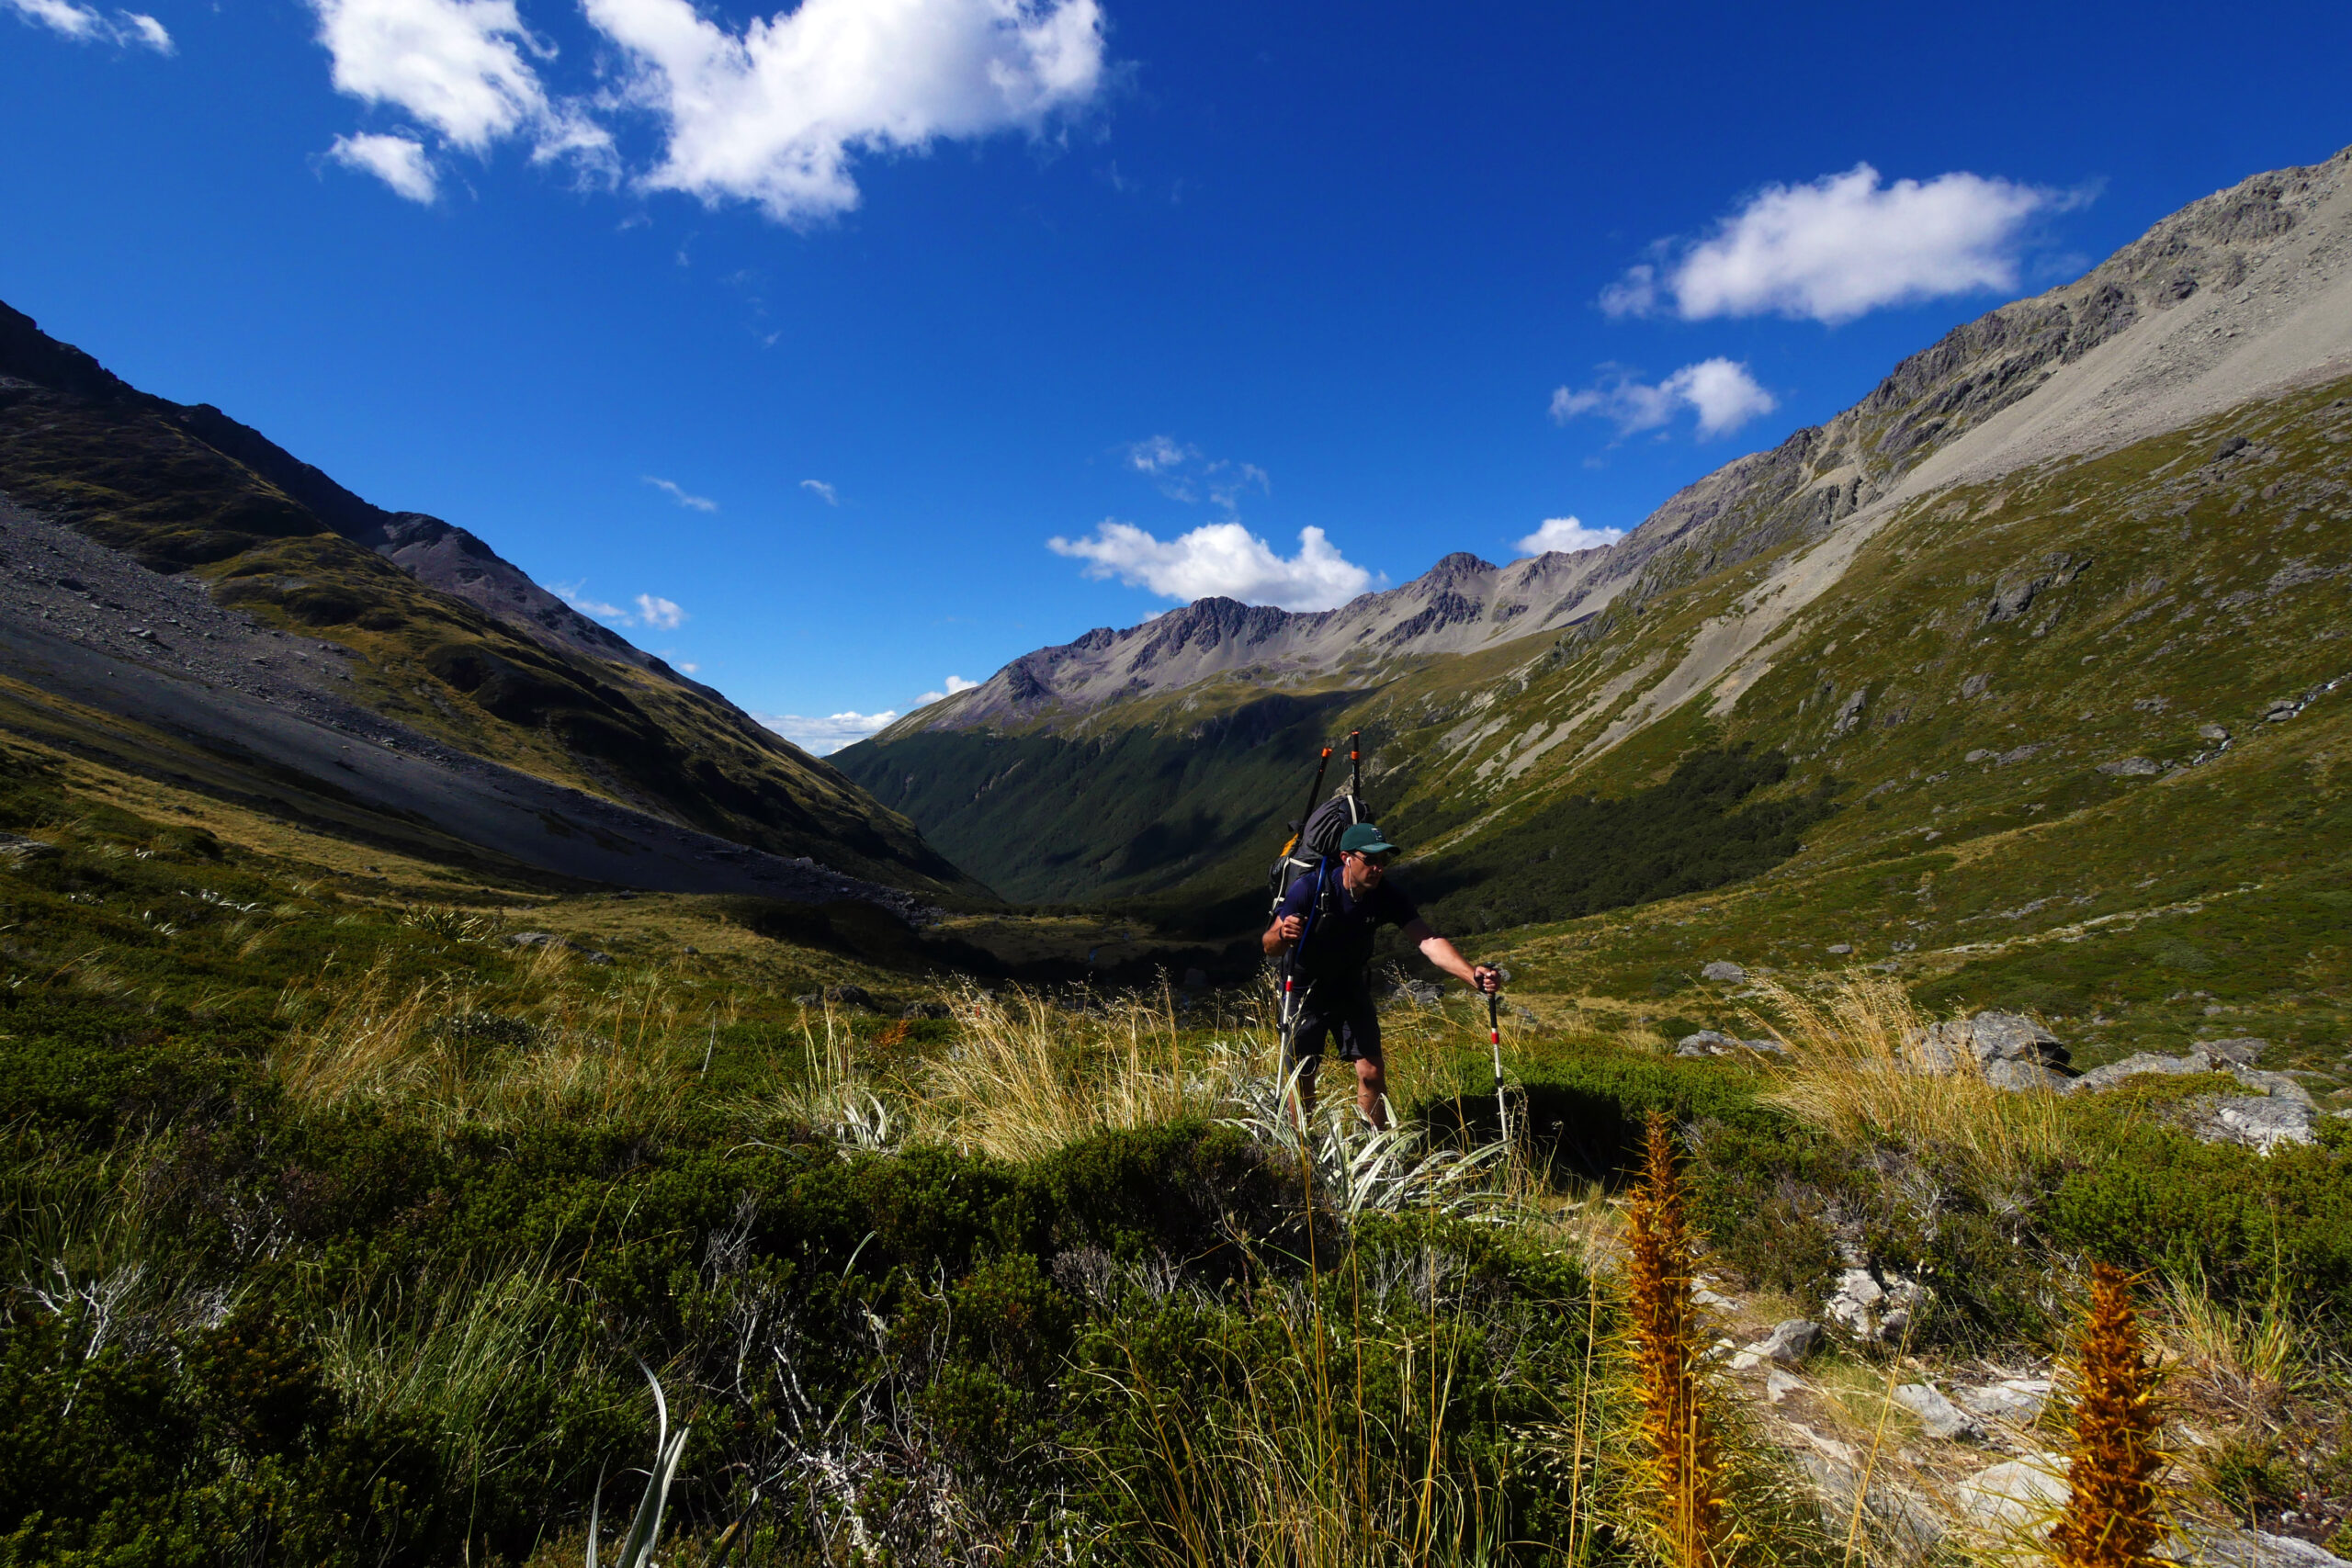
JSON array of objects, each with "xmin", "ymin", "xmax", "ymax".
[{"xmin": 1290, "ymin": 995, "xmax": 1382, "ymax": 1065}]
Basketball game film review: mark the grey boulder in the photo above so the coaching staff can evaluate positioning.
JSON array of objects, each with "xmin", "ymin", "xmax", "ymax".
[
  {"xmin": 1701, "ymin": 961, "xmax": 1747, "ymax": 983},
  {"xmin": 1955, "ymin": 1379, "xmax": 2052, "ymax": 1425},
  {"xmin": 1745, "ymin": 1319, "xmax": 1824, "ymax": 1365},
  {"xmin": 1893, "ymin": 1382, "xmax": 1984, "ymax": 1441}
]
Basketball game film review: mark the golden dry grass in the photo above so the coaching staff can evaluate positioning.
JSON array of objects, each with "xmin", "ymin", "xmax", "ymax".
[
  {"xmin": 268, "ymin": 959, "xmax": 693, "ymax": 1133},
  {"xmin": 907, "ymin": 984, "xmax": 1246, "ymax": 1161},
  {"xmin": 1747, "ymin": 970, "xmax": 2075, "ymax": 1185}
]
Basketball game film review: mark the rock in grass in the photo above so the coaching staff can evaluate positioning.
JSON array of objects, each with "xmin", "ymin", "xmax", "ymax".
[
  {"xmin": 2099, "ymin": 756, "xmax": 2164, "ymax": 776},
  {"xmin": 2162, "ymin": 1526, "xmax": 2352, "ymax": 1568},
  {"xmin": 1766, "ymin": 1369, "xmax": 1805, "ymax": 1404},
  {"xmin": 1956, "ymin": 1457, "xmax": 2068, "ymax": 1531},
  {"xmin": 1955, "ymin": 1379, "xmax": 2052, "ymax": 1424},
  {"xmin": 0, "ymin": 833, "xmax": 58, "ymax": 864},
  {"xmin": 2190, "ymin": 1095, "xmax": 2318, "ymax": 1152},
  {"xmin": 1744, "ymin": 1319, "xmax": 1824, "ymax": 1366},
  {"xmin": 505, "ymin": 931, "xmax": 568, "ymax": 949},
  {"xmin": 1894, "ymin": 1382, "xmax": 1984, "ymax": 1440},
  {"xmin": 1701, "ymin": 960, "xmax": 1747, "ymax": 982}
]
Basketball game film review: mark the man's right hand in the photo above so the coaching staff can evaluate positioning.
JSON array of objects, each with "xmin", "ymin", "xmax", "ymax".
[{"xmin": 1271, "ymin": 914, "xmax": 1304, "ymax": 944}]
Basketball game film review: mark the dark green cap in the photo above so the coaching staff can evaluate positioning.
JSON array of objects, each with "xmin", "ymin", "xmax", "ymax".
[{"xmin": 1340, "ymin": 822, "xmax": 1397, "ymax": 856}]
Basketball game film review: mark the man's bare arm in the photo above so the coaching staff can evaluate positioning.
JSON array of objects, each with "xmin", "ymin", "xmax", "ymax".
[
  {"xmin": 1400, "ymin": 919, "xmax": 1499, "ymax": 992},
  {"xmin": 1262, "ymin": 912, "xmax": 1304, "ymax": 956}
]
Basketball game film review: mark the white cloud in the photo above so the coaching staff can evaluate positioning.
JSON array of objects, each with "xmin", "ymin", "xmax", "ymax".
[
  {"xmin": 1049, "ymin": 519, "xmax": 1375, "ymax": 611},
  {"xmin": 644, "ymin": 475, "xmax": 718, "ymax": 511},
  {"xmin": 330, "ymin": 132, "xmax": 439, "ymax": 201},
  {"xmin": 799, "ymin": 478, "xmax": 838, "ymax": 504},
  {"xmin": 1513, "ymin": 516, "xmax": 1623, "ymax": 558},
  {"xmin": 6, "ymin": 0, "xmax": 173, "ymax": 49},
  {"xmin": 311, "ymin": 0, "xmax": 612, "ymax": 190},
  {"xmin": 1550, "ymin": 357, "xmax": 1776, "ymax": 440},
  {"xmin": 1607, "ymin": 164, "xmax": 2074, "ymax": 325},
  {"xmin": 914, "ymin": 674, "xmax": 979, "ymax": 705},
  {"xmin": 582, "ymin": 0, "xmax": 1106, "ymax": 224},
  {"xmin": 760, "ymin": 709, "xmax": 897, "ymax": 754},
  {"xmin": 634, "ymin": 592, "xmax": 687, "ymax": 629}
]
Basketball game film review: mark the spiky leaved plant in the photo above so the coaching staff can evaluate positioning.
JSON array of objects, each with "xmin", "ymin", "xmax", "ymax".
[
  {"xmin": 2052, "ymin": 1262, "xmax": 2165, "ymax": 1568},
  {"xmin": 1625, "ymin": 1110, "xmax": 1725, "ymax": 1568}
]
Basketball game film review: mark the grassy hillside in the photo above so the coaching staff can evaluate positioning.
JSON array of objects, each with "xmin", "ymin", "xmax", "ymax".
[{"xmin": 0, "ymin": 303, "xmax": 982, "ymax": 897}]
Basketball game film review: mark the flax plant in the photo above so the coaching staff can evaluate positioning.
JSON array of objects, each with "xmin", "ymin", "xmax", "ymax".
[
  {"xmin": 2052, "ymin": 1263, "xmax": 2166, "ymax": 1568},
  {"xmin": 1624, "ymin": 1110, "xmax": 1727, "ymax": 1568}
]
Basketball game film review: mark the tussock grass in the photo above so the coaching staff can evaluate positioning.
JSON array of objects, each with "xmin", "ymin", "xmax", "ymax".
[
  {"xmin": 1747, "ymin": 970, "xmax": 2075, "ymax": 1185},
  {"xmin": 269, "ymin": 959, "xmax": 693, "ymax": 1133},
  {"xmin": 908, "ymin": 984, "xmax": 1247, "ymax": 1161}
]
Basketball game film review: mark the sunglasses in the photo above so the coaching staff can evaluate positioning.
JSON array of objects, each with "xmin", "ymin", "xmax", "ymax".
[{"xmin": 1351, "ymin": 850, "xmax": 1396, "ymax": 866}]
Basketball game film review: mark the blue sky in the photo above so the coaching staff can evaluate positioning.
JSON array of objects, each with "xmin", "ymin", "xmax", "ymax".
[{"xmin": 5, "ymin": 0, "xmax": 2348, "ymax": 751}]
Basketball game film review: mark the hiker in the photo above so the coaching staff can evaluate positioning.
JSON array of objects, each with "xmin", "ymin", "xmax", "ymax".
[{"xmin": 1262, "ymin": 821, "xmax": 1499, "ymax": 1131}]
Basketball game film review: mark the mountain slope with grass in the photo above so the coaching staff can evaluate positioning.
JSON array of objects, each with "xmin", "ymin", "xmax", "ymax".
[
  {"xmin": 840, "ymin": 143, "xmax": 2352, "ymax": 959},
  {"xmin": 0, "ymin": 302, "xmax": 985, "ymax": 900}
]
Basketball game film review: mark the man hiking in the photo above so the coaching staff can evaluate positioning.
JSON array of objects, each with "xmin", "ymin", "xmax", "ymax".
[{"xmin": 1263, "ymin": 820, "xmax": 1499, "ymax": 1130}]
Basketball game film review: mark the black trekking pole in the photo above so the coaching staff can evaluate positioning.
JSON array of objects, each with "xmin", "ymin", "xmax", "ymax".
[
  {"xmin": 1487, "ymin": 986, "xmax": 1509, "ymax": 1145},
  {"xmin": 1278, "ymin": 744, "xmax": 1334, "ymax": 863},
  {"xmin": 1273, "ymin": 743, "xmax": 1335, "ymax": 1085}
]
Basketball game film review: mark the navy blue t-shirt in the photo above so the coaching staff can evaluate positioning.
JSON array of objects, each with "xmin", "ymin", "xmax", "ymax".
[{"xmin": 1276, "ymin": 866, "xmax": 1420, "ymax": 998}]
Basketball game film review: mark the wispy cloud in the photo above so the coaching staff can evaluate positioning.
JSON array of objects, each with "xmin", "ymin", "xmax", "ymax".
[
  {"xmin": 1049, "ymin": 519, "xmax": 1375, "ymax": 611},
  {"xmin": 1124, "ymin": 434, "xmax": 1193, "ymax": 474},
  {"xmin": 330, "ymin": 132, "xmax": 438, "ymax": 201},
  {"xmin": 551, "ymin": 581, "xmax": 688, "ymax": 630},
  {"xmin": 1118, "ymin": 435, "xmax": 1271, "ymax": 510},
  {"xmin": 6, "ymin": 0, "xmax": 173, "ymax": 50},
  {"xmin": 1604, "ymin": 164, "xmax": 2084, "ymax": 325},
  {"xmin": 799, "ymin": 479, "xmax": 838, "ymax": 505},
  {"xmin": 1550, "ymin": 357, "xmax": 1776, "ymax": 440},
  {"xmin": 1513, "ymin": 516, "xmax": 1623, "ymax": 558},
  {"xmin": 633, "ymin": 592, "xmax": 686, "ymax": 629},
  {"xmin": 644, "ymin": 475, "xmax": 718, "ymax": 511}
]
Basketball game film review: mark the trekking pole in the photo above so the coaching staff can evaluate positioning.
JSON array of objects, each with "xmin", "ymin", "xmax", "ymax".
[
  {"xmin": 1487, "ymin": 986, "xmax": 1509, "ymax": 1145},
  {"xmin": 1278, "ymin": 744, "xmax": 1334, "ymax": 861},
  {"xmin": 1346, "ymin": 729, "xmax": 1362, "ymax": 805},
  {"xmin": 1272, "ymin": 744, "xmax": 1334, "ymax": 1081}
]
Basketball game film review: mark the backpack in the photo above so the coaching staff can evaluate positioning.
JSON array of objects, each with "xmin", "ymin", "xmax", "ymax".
[{"xmin": 1265, "ymin": 785, "xmax": 1365, "ymax": 911}]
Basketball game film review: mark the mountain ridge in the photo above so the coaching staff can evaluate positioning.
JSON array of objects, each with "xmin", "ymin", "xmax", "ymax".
[
  {"xmin": 876, "ymin": 141, "xmax": 2352, "ymax": 750},
  {"xmin": 0, "ymin": 302, "xmax": 988, "ymax": 900}
]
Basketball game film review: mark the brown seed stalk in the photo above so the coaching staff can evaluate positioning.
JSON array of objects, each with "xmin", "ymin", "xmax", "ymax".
[
  {"xmin": 1626, "ymin": 1109, "xmax": 1725, "ymax": 1568},
  {"xmin": 2052, "ymin": 1262, "xmax": 2165, "ymax": 1568}
]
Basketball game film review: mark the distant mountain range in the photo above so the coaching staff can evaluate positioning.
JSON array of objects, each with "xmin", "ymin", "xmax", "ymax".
[
  {"xmin": 838, "ymin": 143, "xmax": 2352, "ymax": 945},
  {"xmin": 0, "ymin": 302, "xmax": 985, "ymax": 903}
]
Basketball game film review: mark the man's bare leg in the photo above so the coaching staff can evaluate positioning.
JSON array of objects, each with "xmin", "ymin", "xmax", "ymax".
[
  {"xmin": 1354, "ymin": 1054, "xmax": 1388, "ymax": 1131},
  {"xmin": 1287, "ymin": 1056, "xmax": 1318, "ymax": 1132}
]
